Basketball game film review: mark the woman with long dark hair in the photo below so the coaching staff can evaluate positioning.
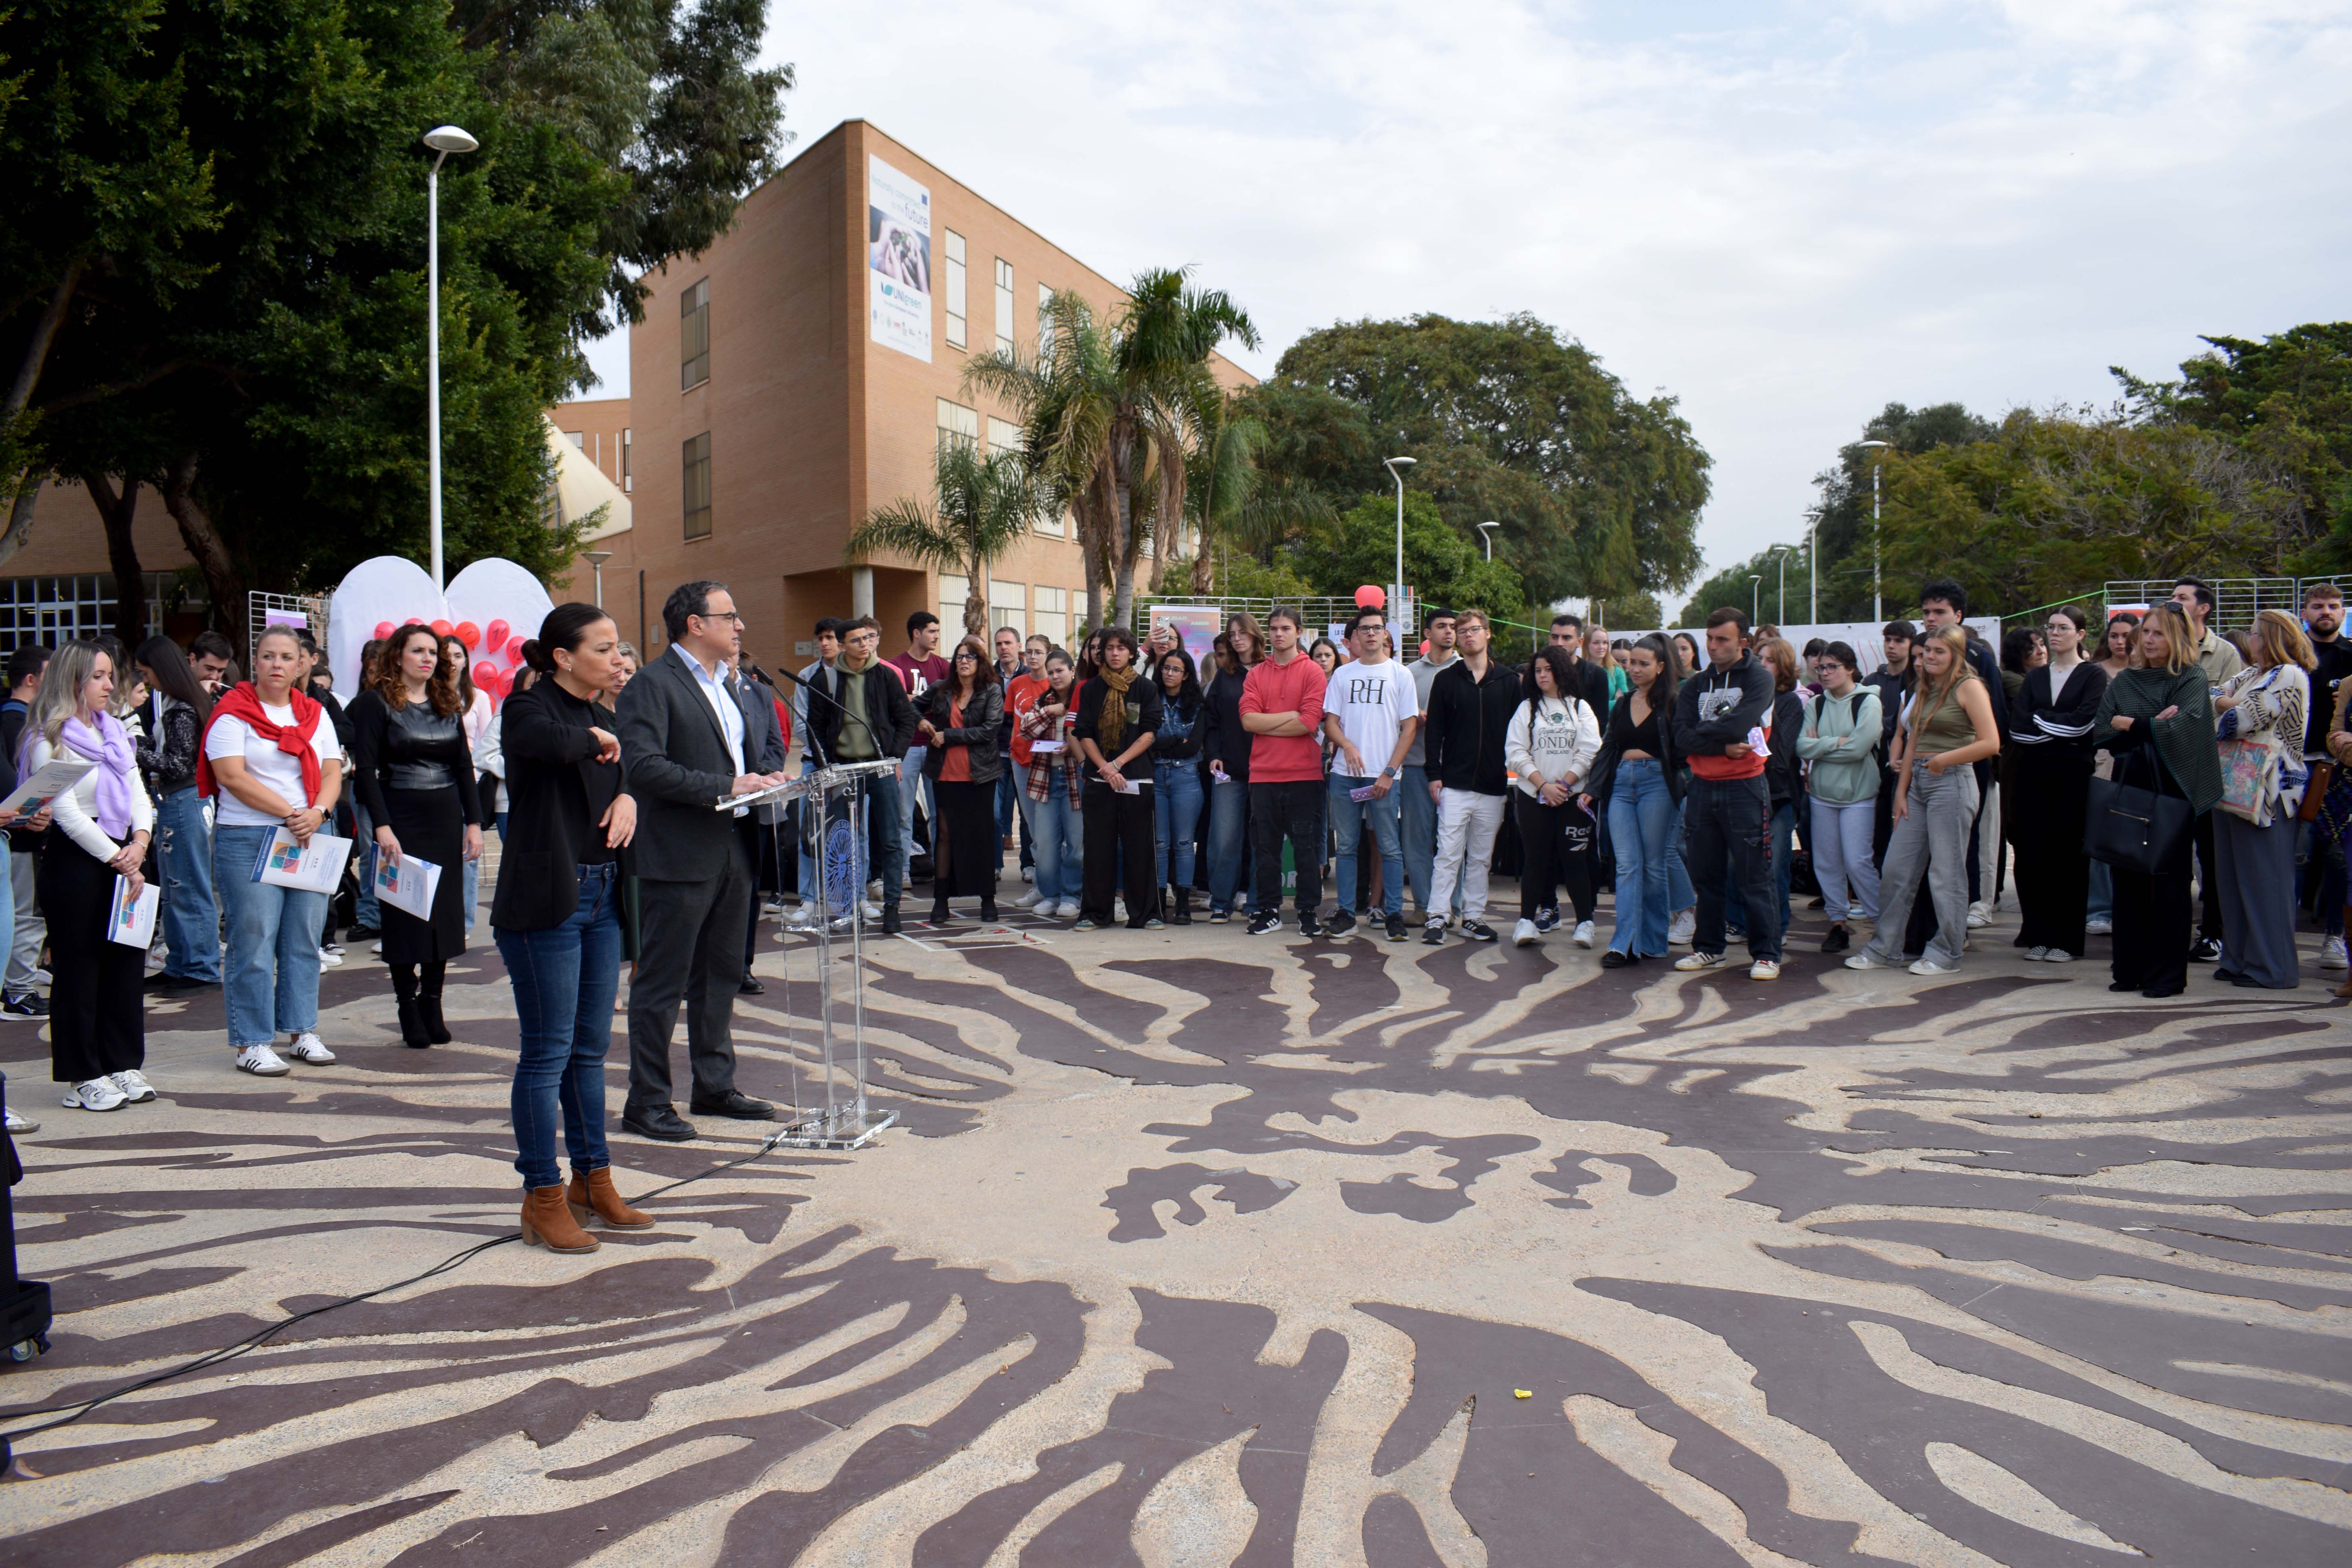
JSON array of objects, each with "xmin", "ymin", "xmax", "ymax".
[
  {"xmin": 1504, "ymin": 644, "xmax": 1600, "ymax": 948},
  {"xmin": 1582, "ymin": 634, "xmax": 1681, "ymax": 965},
  {"xmin": 920, "ymin": 636, "xmax": 1004, "ymax": 924},
  {"xmin": 2007, "ymin": 606, "xmax": 2107, "ymax": 962},
  {"xmin": 2095, "ymin": 604, "xmax": 2219, "ymax": 997},
  {"xmin": 1201, "ymin": 616, "xmax": 1262, "ymax": 922},
  {"xmin": 492, "ymin": 605, "xmax": 645, "ymax": 1253},
  {"xmin": 1073, "ymin": 627, "xmax": 1162, "ymax": 930},
  {"xmin": 24, "ymin": 641, "xmax": 155, "ymax": 1109},
  {"xmin": 1794, "ymin": 641, "xmax": 1882, "ymax": 954},
  {"xmin": 351, "ymin": 623, "xmax": 483, "ymax": 1046},
  {"xmin": 1151, "ymin": 648, "xmax": 1205, "ymax": 924},
  {"xmin": 133, "ymin": 634, "xmax": 221, "ymax": 990}
]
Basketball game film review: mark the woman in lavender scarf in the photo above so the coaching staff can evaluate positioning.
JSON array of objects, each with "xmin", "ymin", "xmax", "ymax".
[{"xmin": 22, "ymin": 640, "xmax": 154, "ymax": 1111}]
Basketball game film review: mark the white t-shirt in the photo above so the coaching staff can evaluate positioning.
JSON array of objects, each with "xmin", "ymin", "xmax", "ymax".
[
  {"xmin": 1322, "ymin": 659, "xmax": 1420, "ymax": 777},
  {"xmin": 205, "ymin": 703, "xmax": 335, "ymax": 826}
]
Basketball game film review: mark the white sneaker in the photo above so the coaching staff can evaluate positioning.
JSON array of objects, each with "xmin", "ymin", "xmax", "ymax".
[
  {"xmin": 1512, "ymin": 918, "xmax": 1540, "ymax": 947},
  {"xmin": 1750, "ymin": 959, "xmax": 1780, "ymax": 981},
  {"xmin": 1054, "ymin": 899, "xmax": 1081, "ymax": 919},
  {"xmin": 2324, "ymin": 935, "xmax": 2349, "ymax": 971},
  {"xmin": 785, "ymin": 907, "xmax": 820, "ymax": 932},
  {"xmin": 283, "ymin": 1033, "xmax": 336, "ymax": 1064},
  {"xmin": 1674, "ymin": 950, "xmax": 1724, "ymax": 971},
  {"xmin": 109, "ymin": 1068, "xmax": 156, "ymax": 1102},
  {"xmin": 64, "ymin": 1077, "xmax": 126, "ymax": 1111},
  {"xmin": 1014, "ymin": 888, "xmax": 1044, "ymax": 909},
  {"xmin": 1909, "ymin": 956, "xmax": 1960, "ymax": 976},
  {"xmin": 317, "ymin": 945, "xmax": 344, "ymax": 967},
  {"xmin": 1115, "ymin": 897, "xmax": 1128, "ymax": 922},
  {"xmin": 1572, "ymin": 919, "xmax": 1595, "ymax": 949},
  {"xmin": 1965, "ymin": 902, "xmax": 1992, "ymax": 928},
  {"xmin": 1668, "ymin": 909, "xmax": 1696, "ymax": 947},
  {"xmin": 1844, "ymin": 952, "xmax": 1887, "ymax": 969},
  {"xmin": 2085, "ymin": 916, "xmax": 2112, "ymax": 935},
  {"xmin": 236, "ymin": 1044, "xmax": 292, "ymax": 1077},
  {"xmin": 3, "ymin": 1106, "xmax": 34, "ymax": 1133},
  {"xmin": 2024, "ymin": 946, "xmax": 2049, "ymax": 961},
  {"xmin": 2041, "ymin": 949, "xmax": 2074, "ymax": 963},
  {"xmin": 1021, "ymin": 866, "xmax": 1035, "ymax": 884}
]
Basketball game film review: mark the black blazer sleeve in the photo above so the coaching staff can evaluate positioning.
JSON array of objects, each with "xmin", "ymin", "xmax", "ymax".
[
  {"xmin": 925, "ymin": 681, "xmax": 1002, "ymax": 747},
  {"xmin": 617, "ymin": 660, "xmax": 738, "ymax": 807},
  {"xmin": 503, "ymin": 684, "xmax": 603, "ymax": 766},
  {"xmin": 350, "ymin": 692, "xmax": 391, "ymax": 823}
]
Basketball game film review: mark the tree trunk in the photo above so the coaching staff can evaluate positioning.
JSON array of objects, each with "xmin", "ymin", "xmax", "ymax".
[
  {"xmin": 84, "ymin": 472, "xmax": 149, "ymax": 650},
  {"xmin": 0, "ymin": 475, "xmax": 39, "ymax": 572},
  {"xmin": 4, "ymin": 259, "xmax": 86, "ymax": 421},
  {"xmin": 1112, "ymin": 444, "xmax": 1138, "ymax": 630},
  {"xmin": 965, "ymin": 553, "xmax": 989, "ymax": 642},
  {"xmin": 160, "ymin": 452, "xmax": 245, "ymax": 663}
]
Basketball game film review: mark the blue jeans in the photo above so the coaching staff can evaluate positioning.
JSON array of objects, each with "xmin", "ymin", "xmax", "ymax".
[
  {"xmin": 352, "ymin": 801, "xmax": 382, "ymax": 929},
  {"xmin": 1400, "ymin": 763, "xmax": 1458, "ymax": 916},
  {"xmin": 1206, "ymin": 775, "xmax": 1256, "ymax": 914},
  {"xmin": 1023, "ymin": 771, "xmax": 1082, "ymax": 904},
  {"xmin": 1668, "ymin": 795, "xmax": 1694, "ymax": 913},
  {"xmin": 1154, "ymin": 759, "xmax": 1205, "ymax": 890},
  {"xmin": 155, "ymin": 785, "xmax": 221, "ymax": 980},
  {"xmin": 463, "ymin": 853, "xmax": 480, "ymax": 932},
  {"xmin": 1605, "ymin": 759, "xmax": 1674, "ymax": 955},
  {"xmin": 865, "ymin": 771, "xmax": 905, "ymax": 907},
  {"xmin": 213, "ymin": 823, "xmax": 327, "ymax": 1048},
  {"xmin": 1329, "ymin": 774, "xmax": 1403, "ymax": 916},
  {"xmin": 2087, "ymin": 858, "xmax": 2112, "ymax": 923},
  {"xmin": 495, "ymin": 861, "xmax": 621, "ymax": 1190},
  {"xmin": 796, "ymin": 756, "xmax": 820, "ymax": 898}
]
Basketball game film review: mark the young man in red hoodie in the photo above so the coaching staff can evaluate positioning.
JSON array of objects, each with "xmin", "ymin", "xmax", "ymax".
[
  {"xmin": 1239, "ymin": 607, "xmax": 1327, "ymax": 936},
  {"xmin": 1671, "ymin": 607, "xmax": 1782, "ymax": 980}
]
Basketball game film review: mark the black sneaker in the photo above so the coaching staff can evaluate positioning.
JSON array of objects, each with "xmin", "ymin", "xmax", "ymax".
[
  {"xmin": 1323, "ymin": 909, "xmax": 1356, "ymax": 938},
  {"xmin": 1385, "ymin": 912, "xmax": 1408, "ymax": 942},
  {"xmin": 1246, "ymin": 911, "xmax": 1281, "ymax": 936},
  {"xmin": 2189, "ymin": 936, "xmax": 2223, "ymax": 962},
  {"xmin": 1533, "ymin": 905, "xmax": 1559, "ymax": 933},
  {"xmin": 1601, "ymin": 948, "xmax": 1638, "ymax": 969},
  {"xmin": 2, "ymin": 991, "xmax": 47, "ymax": 1019},
  {"xmin": 1461, "ymin": 921, "xmax": 1499, "ymax": 942},
  {"xmin": 1298, "ymin": 913, "xmax": 1324, "ymax": 938},
  {"xmin": 1422, "ymin": 920, "xmax": 1447, "ymax": 946},
  {"xmin": 344, "ymin": 924, "xmax": 379, "ymax": 941},
  {"xmin": 1820, "ymin": 924, "xmax": 1850, "ymax": 954},
  {"xmin": 1209, "ymin": 907, "xmax": 1230, "ymax": 924}
]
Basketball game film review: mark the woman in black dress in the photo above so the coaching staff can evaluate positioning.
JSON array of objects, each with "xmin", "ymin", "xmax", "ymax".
[
  {"xmin": 351, "ymin": 622, "xmax": 483, "ymax": 1047},
  {"xmin": 2007, "ymin": 605, "xmax": 2108, "ymax": 961}
]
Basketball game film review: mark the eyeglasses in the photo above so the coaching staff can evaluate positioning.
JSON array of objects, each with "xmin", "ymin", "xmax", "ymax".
[{"xmin": 694, "ymin": 609, "xmax": 746, "ymax": 626}]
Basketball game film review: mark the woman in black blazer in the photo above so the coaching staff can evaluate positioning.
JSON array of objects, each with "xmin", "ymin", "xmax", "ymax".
[{"xmin": 489, "ymin": 605, "xmax": 646, "ymax": 1256}]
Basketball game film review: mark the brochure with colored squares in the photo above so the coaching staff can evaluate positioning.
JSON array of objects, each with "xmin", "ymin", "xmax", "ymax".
[
  {"xmin": 374, "ymin": 852, "xmax": 442, "ymax": 922},
  {"xmin": 107, "ymin": 874, "xmax": 159, "ymax": 950},
  {"xmin": 250, "ymin": 828, "xmax": 353, "ymax": 894}
]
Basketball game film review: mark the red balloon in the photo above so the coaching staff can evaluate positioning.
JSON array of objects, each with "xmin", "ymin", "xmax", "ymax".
[
  {"xmin": 373, "ymin": 620, "xmax": 394, "ymax": 640},
  {"xmin": 475, "ymin": 660, "xmax": 502, "ymax": 684},
  {"xmin": 505, "ymin": 636, "xmax": 526, "ymax": 664},
  {"xmin": 485, "ymin": 619, "xmax": 510, "ymax": 651},
  {"xmin": 455, "ymin": 620, "xmax": 481, "ymax": 649},
  {"xmin": 430, "ymin": 618, "xmax": 453, "ymax": 639},
  {"xmin": 1355, "ymin": 584, "xmax": 1385, "ymax": 609},
  {"xmin": 1419, "ymin": 639, "xmax": 1431, "ymax": 657}
]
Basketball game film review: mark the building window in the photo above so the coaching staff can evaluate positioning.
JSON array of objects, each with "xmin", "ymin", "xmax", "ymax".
[
  {"xmin": 1035, "ymin": 505, "xmax": 1068, "ymax": 539},
  {"xmin": 682, "ymin": 432, "xmax": 712, "ymax": 539},
  {"xmin": 680, "ymin": 278, "xmax": 710, "ymax": 389},
  {"xmin": 936, "ymin": 398, "xmax": 978, "ymax": 454},
  {"xmin": 564, "ymin": 430, "xmax": 585, "ymax": 449},
  {"xmin": 1037, "ymin": 282, "xmax": 1054, "ymax": 354},
  {"xmin": 621, "ymin": 427, "xmax": 632, "ymax": 493},
  {"xmin": 0, "ymin": 573, "xmax": 177, "ymax": 646},
  {"xmin": 939, "ymin": 573, "xmax": 971, "ymax": 636},
  {"xmin": 1033, "ymin": 586, "xmax": 1067, "ymax": 647},
  {"xmin": 985, "ymin": 416, "xmax": 1021, "ymax": 460},
  {"xmin": 994, "ymin": 259, "xmax": 1014, "ymax": 356},
  {"xmin": 944, "ymin": 230, "xmax": 967, "ymax": 350},
  {"xmin": 989, "ymin": 579, "xmax": 1026, "ymax": 635}
]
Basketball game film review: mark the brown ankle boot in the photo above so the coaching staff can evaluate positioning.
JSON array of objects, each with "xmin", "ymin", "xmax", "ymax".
[
  {"xmin": 521, "ymin": 1185, "xmax": 600, "ymax": 1252},
  {"xmin": 567, "ymin": 1166, "xmax": 654, "ymax": 1230}
]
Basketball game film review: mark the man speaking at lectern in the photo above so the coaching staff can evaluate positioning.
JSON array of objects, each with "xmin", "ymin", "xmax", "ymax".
[{"xmin": 614, "ymin": 580, "xmax": 788, "ymax": 1141}]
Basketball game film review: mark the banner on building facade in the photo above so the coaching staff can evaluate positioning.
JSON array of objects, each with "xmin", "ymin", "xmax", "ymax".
[{"xmin": 868, "ymin": 155, "xmax": 932, "ymax": 363}]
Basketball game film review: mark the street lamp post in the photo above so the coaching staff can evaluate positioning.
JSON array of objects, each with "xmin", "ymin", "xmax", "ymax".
[
  {"xmin": 1476, "ymin": 520, "xmax": 1499, "ymax": 561},
  {"xmin": 1383, "ymin": 456, "xmax": 1416, "ymax": 624},
  {"xmin": 583, "ymin": 549, "xmax": 613, "ymax": 609},
  {"xmin": 1750, "ymin": 575, "xmax": 1762, "ymax": 627},
  {"xmin": 1770, "ymin": 544, "xmax": 1796, "ymax": 626},
  {"xmin": 422, "ymin": 124, "xmax": 478, "ymax": 592},
  {"xmin": 1859, "ymin": 439, "xmax": 1889, "ymax": 624}
]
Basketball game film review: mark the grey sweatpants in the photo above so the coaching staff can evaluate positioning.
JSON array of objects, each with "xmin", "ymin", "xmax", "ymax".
[
  {"xmin": 8, "ymin": 847, "xmax": 43, "ymax": 994},
  {"xmin": 1863, "ymin": 760, "xmax": 1979, "ymax": 969}
]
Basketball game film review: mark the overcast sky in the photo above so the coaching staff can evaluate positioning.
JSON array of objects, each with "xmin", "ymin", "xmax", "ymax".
[{"xmin": 581, "ymin": 1, "xmax": 2351, "ymax": 594}]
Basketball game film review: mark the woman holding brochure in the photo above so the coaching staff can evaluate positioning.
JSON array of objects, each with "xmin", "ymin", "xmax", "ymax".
[
  {"xmin": 352, "ymin": 623, "xmax": 484, "ymax": 1048},
  {"xmin": 199, "ymin": 626, "xmax": 346, "ymax": 1076},
  {"xmin": 491, "ymin": 605, "xmax": 646, "ymax": 1253},
  {"xmin": 21, "ymin": 641, "xmax": 155, "ymax": 1110}
]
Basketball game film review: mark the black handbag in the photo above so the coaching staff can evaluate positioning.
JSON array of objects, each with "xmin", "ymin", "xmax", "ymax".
[{"xmin": 2083, "ymin": 747, "xmax": 2191, "ymax": 875}]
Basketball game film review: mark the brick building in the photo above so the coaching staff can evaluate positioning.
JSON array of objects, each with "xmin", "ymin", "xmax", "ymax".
[{"xmin": 552, "ymin": 119, "xmax": 1252, "ymax": 666}]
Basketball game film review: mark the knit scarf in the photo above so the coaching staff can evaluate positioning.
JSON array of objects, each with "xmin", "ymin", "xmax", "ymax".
[
  {"xmin": 1095, "ymin": 664, "xmax": 1139, "ymax": 754},
  {"xmin": 58, "ymin": 713, "xmax": 136, "ymax": 838},
  {"xmin": 197, "ymin": 682, "xmax": 325, "ymax": 806},
  {"xmin": 2096, "ymin": 664, "xmax": 2223, "ymax": 814}
]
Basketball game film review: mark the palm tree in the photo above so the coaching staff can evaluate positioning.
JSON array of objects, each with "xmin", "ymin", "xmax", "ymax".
[
  {"xmin": 845, "ymin": 439, "xmax": 1039, "ymax": 640},
  {"xmin": 1122, "ymin": 268, "xmax": 1258, "ymax": 601}
]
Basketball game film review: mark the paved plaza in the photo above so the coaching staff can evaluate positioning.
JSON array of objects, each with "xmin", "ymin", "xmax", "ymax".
[{"xmin": 1, "ymin": 892, "xmax": 2347, "ymax": 1566}]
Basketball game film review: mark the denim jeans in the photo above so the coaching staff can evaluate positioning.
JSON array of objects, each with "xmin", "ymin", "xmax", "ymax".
[
  {"xmin": 1206, "ymin": 776, "xmax": 1257, "ymax": 914},
  {"xmin": 1810, "ymin": 797, "xmax": 1881, "ymax": 923},
  {"xmin": 1605, "ymin": 758, "xmax": 1674, "ymax": 956},
  {"xmin": 8, "ymin": 847, "xmax": 42, "ymax": 994},
  {"xmin": 861, "ymin": 772, "xmax": 905, "ymax": 908},
  {"xmin": 1023, "ymin": 770, "xmax": 1082, "ymax": 905},
  {"xmin": 1329, "ymin": 774, "xmax": 1403, "ymax": 916},
  {"xmin": 898, "ymin": 748, "xmax": 930, "ymax": 880},
  {"xmin": 1863, "ymin": 761, "xmax": 1980, "ymax": 969},
  {"xmin": 155, "ymin": 785, "xmax": 222, "ymax": 981},
  {"xmin": 2087, "ymin": 858, "xmax": 2112, "ymax": 923},
  {"xmin": 463, "ymin": 853, "xmax": 480, "ymax": 933},
  {"xmin": 796, "ymin": 756, "xmax": 820, "ymax": 899},
  {"xmin": 1154, "ymin": 759, "xmax": 1205, "ymax": 891},
  {"xmin": 1685, "ymin": 774, "xmax": 1780, "ymax": 960},
  {"xmin": 1399, "ymin": 763, "xmax": 1459, "ymax": 916},
  {"xmin": 1667, "ymin": 795, "xmax": 1694, "ymax": 913},
  {"xmin": 352, "ymin": 800, "xmax": 382, "ymax": 930},
  {"xmin": 213, "ymin": 823, "xmax": 326, "ymax": 1048},
  {"xmin": 495, "ymin": 861, "xmax": 621, "ymax": 1190}
]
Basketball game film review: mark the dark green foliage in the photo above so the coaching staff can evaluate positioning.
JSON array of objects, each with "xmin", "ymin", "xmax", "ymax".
[{"xmin": 1296, "ymin": 491, "xmax": 1524, "ymax": 625}]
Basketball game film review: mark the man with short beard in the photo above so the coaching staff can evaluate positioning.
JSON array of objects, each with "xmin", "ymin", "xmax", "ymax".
[{"xmin": 2303, "ymin": 583, "xmax": 2352, "ymax": 969}]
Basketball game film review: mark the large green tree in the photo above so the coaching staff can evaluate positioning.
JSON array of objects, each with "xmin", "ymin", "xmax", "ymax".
[
  {"xmin": 1298, "ymin": 491, "xmax": 1524, "ymax": 627},
  {"xmin": 1265, "ymin": 313, "xmax": 1711, "ymax": 609}
]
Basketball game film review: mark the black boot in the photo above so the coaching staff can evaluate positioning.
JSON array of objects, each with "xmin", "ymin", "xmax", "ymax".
[
  {"xmin": 880, "ymin": 904, "xmax": 902, "ymax": 936},
  {"xmin": 1173, "ymin": 887, "xmax": 1193, "ymax": 925},
  {"xmin": 929, "ymin": 899, "xmax": 953, "ymax": 926},
  {"xmin": 398, "ymin": 999, "xmax": 431, "ymax": 1048},
  {"xmin": 980, "ymin": 895, "xmax": 999, "ymax": 922},
  {"xmin": 420, "ymin": 994, "xmax": 451, "ymax": 1044}
]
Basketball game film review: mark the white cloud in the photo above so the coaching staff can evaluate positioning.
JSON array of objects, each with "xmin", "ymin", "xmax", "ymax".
[{"xmin": 586, "ymin": 1, "xmax": 2352, "ymax": 590}]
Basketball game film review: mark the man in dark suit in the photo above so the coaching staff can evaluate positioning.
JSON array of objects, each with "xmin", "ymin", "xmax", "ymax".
[{"xmin": 614, "ymin": 580, "xmax": 789, "ymax": 1141}]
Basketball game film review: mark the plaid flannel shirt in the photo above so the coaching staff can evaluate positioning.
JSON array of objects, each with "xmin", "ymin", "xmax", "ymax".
[{"xmin": 1021, "ymin": 703, "xmax": 1085, "ymax": 808}]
